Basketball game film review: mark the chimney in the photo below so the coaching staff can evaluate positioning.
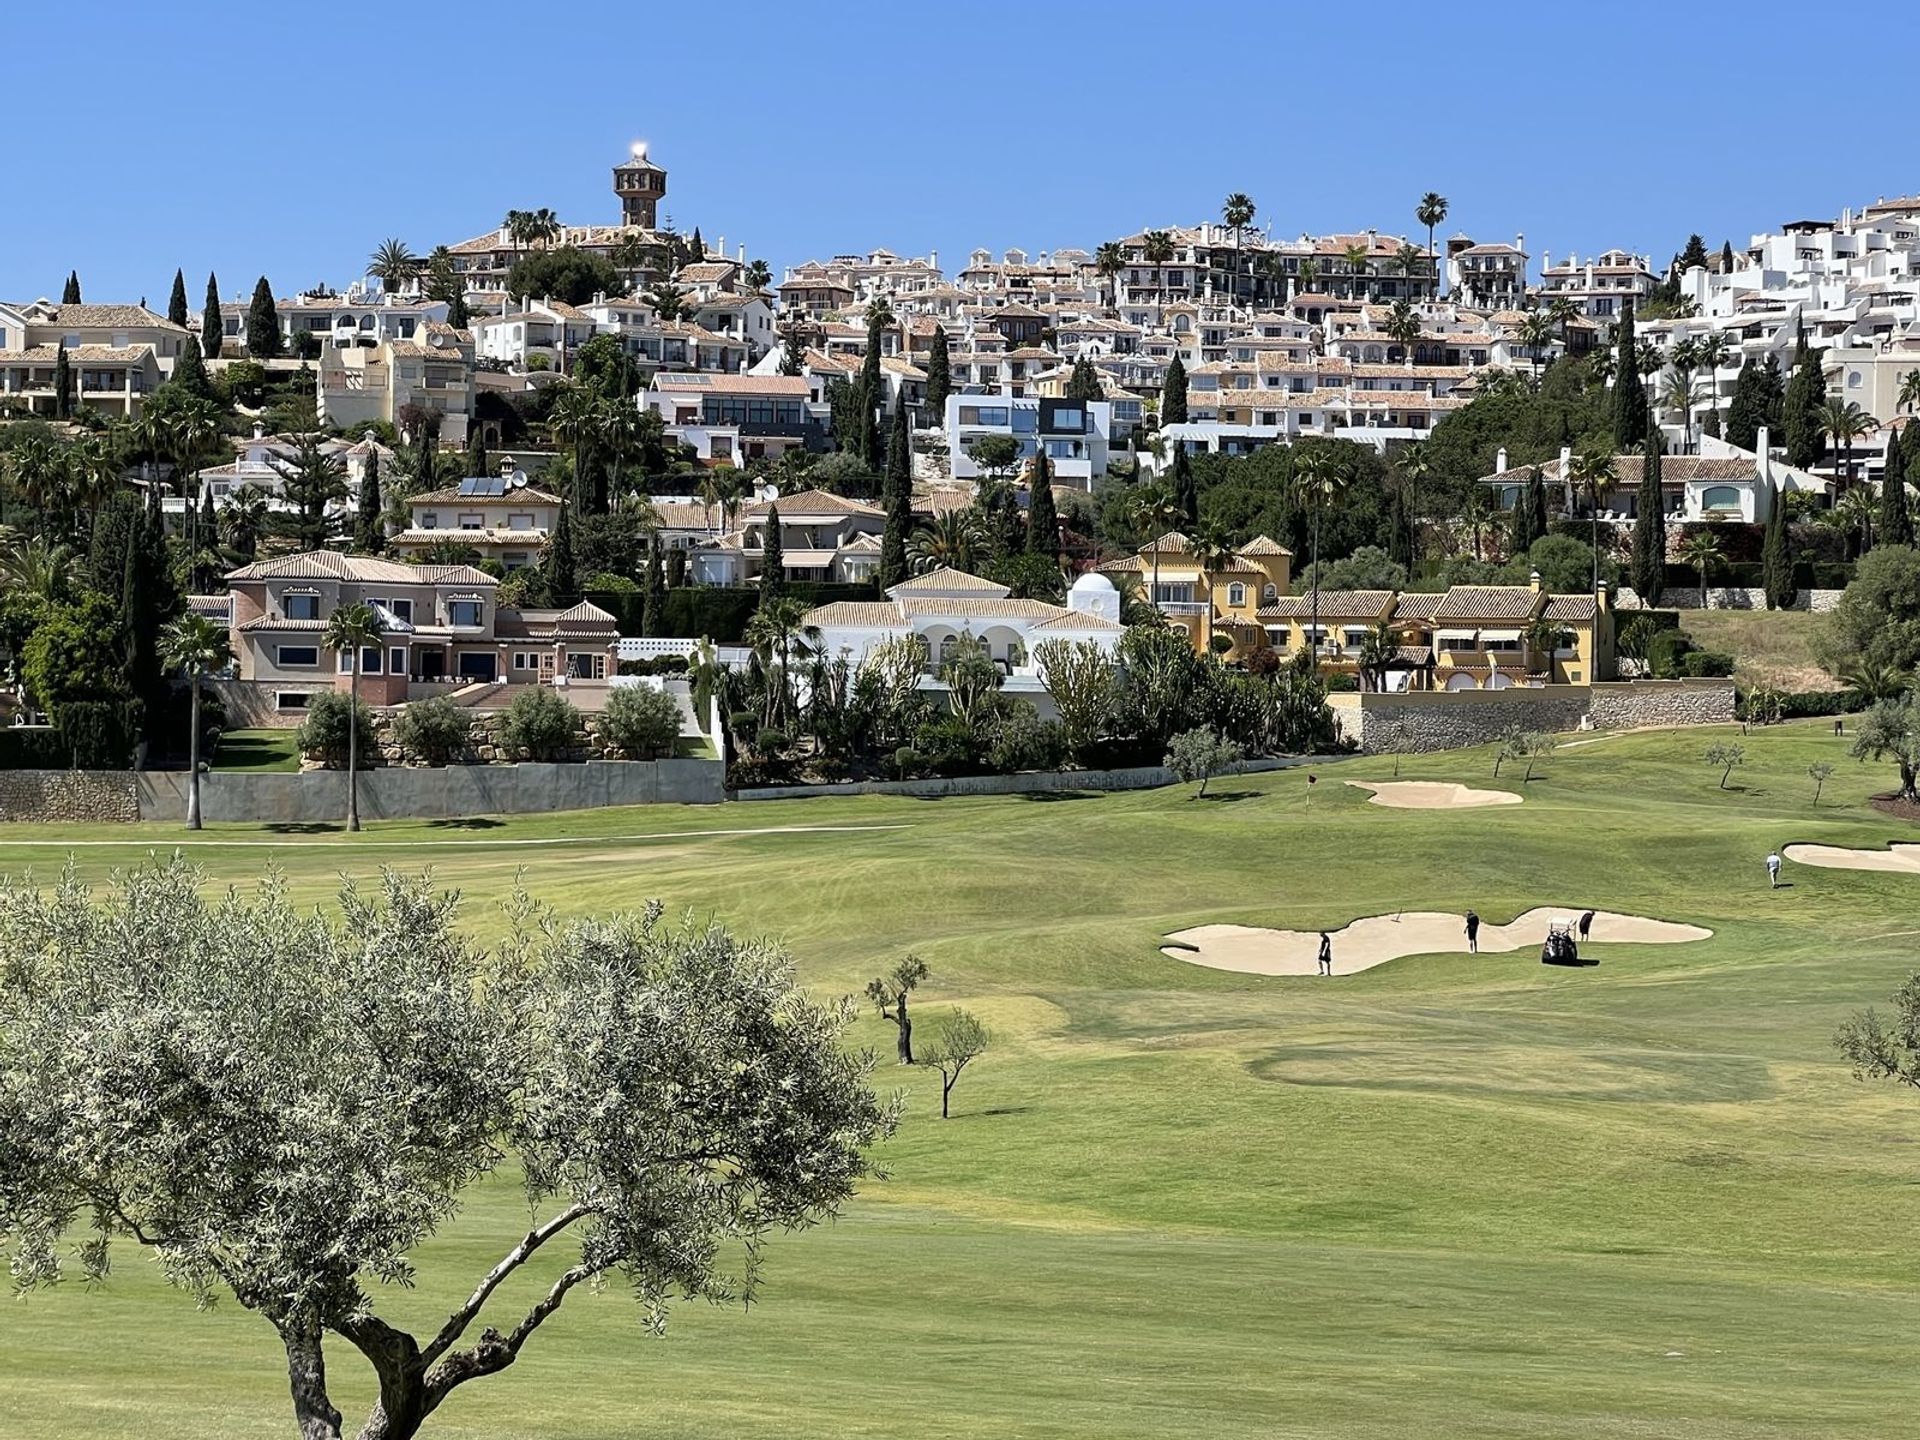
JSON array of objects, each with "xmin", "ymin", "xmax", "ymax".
[
  {"xmin": 1559, "ymin": 444, "xmax": 1575, "ymax": 513},
  {"xmin": 1529, "ymin": 568, "xmax": 1542, "ymax": 592},
  {"xmin": 1496, "ymin": 445, "xmax": 1509, "ymax": 473},
  {"xmin": 1756, "ymin": 424, "xmax": 1771, "ymax": 459},
  {"xmin": 1515, "ymin": 232, "xmax": 1525, "ymax": 254},
  {"xmin": 738, "ymin": 244, "xmax": 746, "ymax": 263},
  {"xmin": 1595, "ymin": 577, "xmax": 1611, "ymax": 613}
]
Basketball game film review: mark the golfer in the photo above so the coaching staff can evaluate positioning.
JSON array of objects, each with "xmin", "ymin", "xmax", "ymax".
[
  {"xmin": 1464, "ymin": 910, "xmax": 1481, "ymax": 953},
  {"xmin": 1578, "ymin": 910, "xmax": 1594, "ymax": 942},
  {"xmin": 1766, "ymin": 851, "xmax": 1783, "ymax": 888},
  {"xmin": 1317, "ymin": 932, "xmax": 1333, "ymax": 976}
]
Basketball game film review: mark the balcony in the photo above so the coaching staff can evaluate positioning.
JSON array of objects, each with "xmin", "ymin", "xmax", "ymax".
[{"xmin": 1159, "ymin": 601, "xmax": 1209, "ymax": 617}]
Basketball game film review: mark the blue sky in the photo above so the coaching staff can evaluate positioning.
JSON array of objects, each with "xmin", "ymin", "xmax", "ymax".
[{"xmin": 4, "ymin": 0, "xmax": 1910, "ymax": 306}]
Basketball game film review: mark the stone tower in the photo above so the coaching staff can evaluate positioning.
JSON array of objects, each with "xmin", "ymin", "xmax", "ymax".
[{"xmin": 612, "ymin": 142, "xmax": 667, "ymax": 229}]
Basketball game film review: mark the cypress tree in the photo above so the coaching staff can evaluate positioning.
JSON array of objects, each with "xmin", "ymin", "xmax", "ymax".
[
  {"xmin": 1759, "ymin": 352, "xmax": 1785, "ymax": 434},
  {"xmin": 62, "ymin": 271, "xmax": 81, "ymax": 304},
  {"xmin": 1783, "ymin": 328, "xmax": 1825, "ymax": 470},
  {"xmin": 1171, "ymin": 445, "xmax": 1197, "ymax": 524},
  {"xmin": 167, "ymin": 269, "xmax": 189, "ymax": 328},
  {"xmin": 1027, "ymin": 451, "xmax": 1059, "ymax": 560},
  {"xmin": 355, "ymin": 450, "xmax": 384, "ymax": 554},
  {"xmin": 466, "ymin": 430, "xmax": 489, "ymax": 479},
  {"xmin": 1725, "ymin": 358, "xmax": 1762, "ymax": 451},
  {"xmin": 759, "ymin": 503, "xmax": 784, "ymax": 606},
  {"xmin": 446, "ymin": 286, "xmax": 469, "ymax": 329},
  {"xmin": 1530, "ymin": 468, "xmax": 1550, "ymax": 539},
  {"xmin": 1720, "ymin": 239, "xmax": 1736, "ymax": 274},
  {"xmin": 689, "ymin": 227, "xmax": 705, "ymax": 262},
  {"xmin": 196, "ymin": 486, "xmax": 219, "ymax": 591},
  {"xmin": 880, "ymin": 483, "xmax": 911, "ymax": 590},
  {"xmin": 1162, "ymin": 354, "xmax": 1189, "ymax": 425},
  {"xmin": 666, "ymin": 545, "xmax": 687, "ymax": 589},
  {"xmin": 171, "ymin": 334, "xmax": 213, "ymax": 400},
  {"xmin": 1907, "ymin": 415, "xmax": 1920, "ymax": 484},
  {"xmin": 245, "ymin": 276, "xmax": 282, "ymax": 358},
  {"xmin": 642, "ymin": 538, "xmax": 665, "ymax": 637},
  {"xmin": 1881, "ymin": 428, "xmax": 1913, "ymax": 547},
  {"xmin": 1066, "ymin": 355, "xmax": 1102, "ymax": 402},
  {"xmin": 923, "ymin": 325, "xmax": 951, "ymax": 420},
  {"xmin": 1509, "ymin": 467, "xmax": 1539, "ymax": 553},
  {"xmin": 858, "ymin": 315, "xmax": 886, "ymax": 470},
  {"xmin": 883, "ymin": 401, "xmax": 910, "ymax": 504},
  {"xmin": 53, "ymin": 346, "xmax": 72, "ymax": 419},
  {"xmin": 1630, "ymin": 437, "xmax": 1666, "ymax": 605},
  {"xmin": 1611, "ymin": 300, "xmax": 1649, "ymax": 449},
  {"xmin": 1761, "ymin": 481, "xmax": 1796, "ymax": 610},
  {"xmin": 544, "ymin": 500, "xmax": 576, "ymax": 602},
  {"xmin": 203, "ymin": 272, "xmax": 224, "ymax": 359}
]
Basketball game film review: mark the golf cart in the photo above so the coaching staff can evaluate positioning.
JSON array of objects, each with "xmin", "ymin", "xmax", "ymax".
[{"xmin": 1540, "ymin": 920, "xmax": 1597, "ymax": 967}]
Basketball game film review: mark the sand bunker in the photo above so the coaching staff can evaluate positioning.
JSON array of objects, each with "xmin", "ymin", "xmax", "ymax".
[
  {"xmin": 1784, "ymin": 842, "xmax": 1920, "ymax": 874},
  {"xmin": 1163, "ymin": 908, "xmax": 1712, "ymax": 977},
  {"xmin": 1346, "ymin": 781, "xmax": 1523, "ymax": 810}
]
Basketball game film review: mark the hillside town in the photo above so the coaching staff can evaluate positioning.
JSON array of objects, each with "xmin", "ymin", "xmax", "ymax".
[{"xmin": 1, "ymin": 137, "xmax": 1917, "ymax": 781}]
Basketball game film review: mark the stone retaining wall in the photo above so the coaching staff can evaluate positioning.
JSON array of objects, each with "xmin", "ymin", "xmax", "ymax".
[
  {"xmin": 733, "ymin": 756, "xmax": 1314, "ymax": 802},
  {"xmin": 1334, "ymin": 680, "xmax": 1736, "ymax": 755},
  {"xmin": 1617, "ymin": 586, "xmax": 1843, "ymax": 613},
  {"xmin": 0, "ymin": 770, "xmax": 141, "ymax": 822}
]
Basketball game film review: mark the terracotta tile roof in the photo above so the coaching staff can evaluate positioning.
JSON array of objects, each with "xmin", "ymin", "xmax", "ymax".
[
  {"xmin": 653, "ymin": 372, "xmax": 811, "ymax": 396},
  {"xmin": 1392, "ymin": 592, "xmax": 1445, "ymax": 621},
  {"xmin": 1031, "ymin": 610, "xmax": 1125, "ymax": 632},
  {"xmin": 744, "ymin": 489, "xmax": 882, "ymax": 519},
  {"xmin": 887, "ymin": 568, "xmax": 1010, "ymax": 596},
  {"xmin": 1542, "ymin": 595, "xmax": 1599, "ymax": 621},
  {"xmin": 1431, "ymin": 586, "xmax": 1543, "ymax": 622},
  {"xmin": 411, "ymin": 485, "xmax": 563, "ymax": 506},
  {"xmin": 1257, "ymin": 590, "xmax": 1396, "ymax": 619},
  {"xmin": 15, "ymin": 302, "xmax": 186, "ymax": 332},
  {"xmin": 804, "ymin": 601, "xmax": 906, "ymax": 626},
  {"xmin": 1237, "ymin": 535, "xmax": 1292, "ymax": 557}
]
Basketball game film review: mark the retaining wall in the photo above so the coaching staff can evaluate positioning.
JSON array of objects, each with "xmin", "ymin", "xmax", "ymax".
[
  {"xmin": 1334, "ymin": 680, "xmax": 1736, "ymax": 754},
  {"xmin": 732, "ymin": 756, "xmax": 1314, "ymax": 802},
  {"xmin": 0, "ymin": 770, "xmax": 141, "ymax": 822},
  {"xmin": 1617, "ymin": 586, "xmax": 1843, "ymax": 613},
  {"xmin": 130, "ymin": 760, "xmax": 724, "ymax": 824}
]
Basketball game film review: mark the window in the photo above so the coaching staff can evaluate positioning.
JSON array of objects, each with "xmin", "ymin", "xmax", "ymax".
[
  {"xmin": 388, "ymin": 598, "xmax": 413, "ymax": 624},
  {"xmin": 388, "ymin": 647, "xmax": 407, "ymax": 676},
  {"xmin": 448, "ymin": 599, "xmax": 482, "ymax": 628},
  {"xmin": 1702, "ymin": 485, "xmax": 1742, "ymax": 512},
  {"xmin": 1263, "ymin": 583, "xmax": 1278, "ymax": 602},
  {"xmin": 284, "ymin": 593, "xmax": 319, "ymax": 621},
  {"xmin": 421, "ymin": 513, "xmax": 438, "ymax": 529},
  {"xmin": 566, "ymin": 652, "xmax": 607, "ymax": 680},
  {"xmin": 958, "ymin": 405, "xmax": 1009, "ymax": 427},
  {"xmin": 1228, "ymin": 583, "xmax": 1247, "ymax": 606},
  {"xmin": 336, "ymin": 647, "xmax": 382, "ymax": 674},
  {"xmin": 458, "ymin": 512, "xmax": 484, "ymax": 529},
  {"xmin": 456, "ymin": 652, "xmax": 497, "ymax": 680},
  {"xmin": 508, "ymin": 512, "xmax": 534, "ymax": 530},
  {"xmin": 276, "ymin": 691, "xmax": 314, "ymax": 711},
  {"xmin": 277, "ymin": 645, "xmax": 319, "ymax": 668}
]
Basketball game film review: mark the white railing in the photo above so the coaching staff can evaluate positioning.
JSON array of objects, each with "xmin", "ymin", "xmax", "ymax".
[{"xmin": 1159, "ymin": 601, "xmax": 1208, "ymax": 616}]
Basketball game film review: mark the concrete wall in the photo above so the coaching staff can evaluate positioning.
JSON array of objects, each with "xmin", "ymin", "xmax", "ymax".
[
  {"xmin": 133, "ymin": 760, "xmax": 724, "ymax": 824},
  {"xmin": 732, "ymin": 756, "xmax": 1314, "ymax": 802},
  {"xmin": 0, "ymin": 770, "xmax": 140, "ymax": 822},
  {"xmin": 1333, "ymin": 680, "xmax": 1736, "ymax": 754}
]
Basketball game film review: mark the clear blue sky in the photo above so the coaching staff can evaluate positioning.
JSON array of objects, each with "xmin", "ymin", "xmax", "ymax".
[{"xmin": 4, "ymin": 0, "xmax": 1910, "ymax": 306}]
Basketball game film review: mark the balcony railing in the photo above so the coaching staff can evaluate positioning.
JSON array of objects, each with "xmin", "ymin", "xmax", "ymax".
[{"xmin": 1159, "ymin": 601, "xmax": 1208, "ymax": 616}]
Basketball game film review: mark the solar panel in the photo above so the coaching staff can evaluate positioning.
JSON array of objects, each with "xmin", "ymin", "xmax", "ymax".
[{"xmin": 457, "ymin": 476, "xmax": 505, "ymax": 497}]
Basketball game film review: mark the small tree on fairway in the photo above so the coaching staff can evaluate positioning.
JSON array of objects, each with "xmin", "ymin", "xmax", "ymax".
[
  {"xmin": 1850, "ymin": 694, "xmax": 1920, "ymax": 800},
  {"xmin": 1704, "ymin": 741, "xmax": 1746, "ymax": 789},
  {"xmin": 866, "ymin": 954, "xmax": 929, "ymax": 1064},
  {"xmin": 1521, "ymin": 730, "xmax": 1555, "ymax": 781},
  {"xmin": 159, "ymin": 613, "xmax": 231, "ymax": 830},
  {"xmin": 1809, "ymin": 761, "xmax": 1835, "ymax": 806},
  {"xmin": 1493, "ymin": 723, "xmax": 1527, "ymax": 777},
  {"xmin": 0, "ymin": 860, "xmax": 894, "ymax": 1440},
  {"xmin": 923, "ymin": 1009, "xmax": 991, "ymax": 1119},
  {"xmin": 1836, "ymin": 972, "xmax": 1920, "ymax": 1097},
  {"xmin": 1166, "ymin": 726, "xmax": 1246, "ymax": 797}
]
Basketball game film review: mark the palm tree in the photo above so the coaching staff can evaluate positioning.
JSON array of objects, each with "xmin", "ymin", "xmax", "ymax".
[
  {"xmin": 66, "ymin": 431, "xmax": 122, "ymax": 520},
  {"xmin": 908, "ymin": 511, "xmax": 986, "ymax": 574},
  {"xmin": 3, "ymin": 434, "xmax": 71, "ymax": 521},
  {"xmin": 1221, "ymin": 193, "xmax": 1256, "ymax": 303},
  {"xmin": 1142, "ymin": 230, "xmax": 1175, "ymax": 265},
  {"xmin": 1127, "ymin": 483, "xmax": 1181, "ymax": 611},
  {"xmin": 1662, "ymin": 369, "xmax": 1710, "ymax": 454},
  {"xmin": 1678, "ymin": 531, "xmax": 1724, "ymax": 610},
  {"xmin": 322, "ymin": 602, "xmax": 386, "ymax": 832},
  {"xmin": 1839, "ymin": 658, "xmax": 1913, "ymax": 701},
  {"xmin": 529, "ymin": 207, "xmax": 562, "ymax": 248},
  {"xmin": 1342, "ymin": 243, "xmax": 1371, "ymax": 300},
  {"xmin": 1899, "ymin": 368, "xmax": 1920, "ymax": 416},
  {"xmin": 159, "ymin": 613, "xmax": 231, "ymax": 830},
  {"xmin": 1384, "ymin": 299, "xmax": 1422, "ymax": 366},
  {"xmin": 1516, "ymin": 310, "xmax": 1556, "ymax": 388},
  {"xmin": 742, "ymin": 258, "xmax": 772, "ymax": 293},
  {"xmin": 222, "ymin": 483, "xmax": 269, "ymax": 562},
  {"xmin": 1094, "ymin": 241, "xmax": 1125, "ymax": 309},
  {"xmin": 548, "ymin": 385, "xmax": 602, "ymax": 498},
  {"xmin": 0, "ymin": 533, "xmax": 75, "ymax": 601},
  {"xmin": 1416, "ymin": 193, "xmax": 1449, "ymax": 296},
  {"xmin": 1834, "ymin": 485, "xmax": 1878, "ymax": 558},
  {"xmin": 367, "ymin": 238, "xmax": 422, "ymax": 293},
  {"xmin": 1695, "ymin": 331, "xmax": 1732, "ymax": 433},
  {"xmin": 1186, "ymin": 519, "xmax": 1236, "ymax": 651},
  {"xmin": 1818, "ymin": 396, "xmax": 1877, "ymax": 484},
  {"xmin": 1289, "ymin": 446, "xmax": 1352, "ymax": 668},
  {"xmin": 1463, "ymin": 482, "xmax": 1495, "ymax": 562},
  {"xmin": 743, "ymin": 596, "xmax": 820, "ymax": 729},
  {"xmin": 1568, "ymin": 447, "xmax": 1617, "ymax": 586},
  {"xmin": 1395, "ymin": 442, "xmax": 1432, "ymax": 563},
  {"xmin": 1394, "ymin": 242, "xmax": 1424, "ymax": 299},
  {"xmin": 1296, "ymin": 256, "xmax": 1320, "ymax": 295}
]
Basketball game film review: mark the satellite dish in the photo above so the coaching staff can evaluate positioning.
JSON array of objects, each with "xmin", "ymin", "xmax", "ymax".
[{"xmin": 511, "ymin": 474, "xmax": 528, "ymax": 488}]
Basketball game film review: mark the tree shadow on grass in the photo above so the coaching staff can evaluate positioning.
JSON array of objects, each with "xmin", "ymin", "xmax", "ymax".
[
  {"xmin": 1017, "ymin": 790, "xmax": 1097, "ymax": 802},
  {"xmin": 425, "ymin": 817, "xmax": 505, "ymax": 830},
  {"xmin": 263, "ymin": 822, "xmax": 342, "ymax": 834},
  {"xmin": 1196, "ymin": 790, "xmax": 1261, "ymax": 803}
]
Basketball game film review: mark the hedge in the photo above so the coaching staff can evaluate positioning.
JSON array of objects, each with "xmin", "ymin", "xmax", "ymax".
[
  {"xmin": 0, "ymin": 727, "xmax": 68, "ymax": 769},
  {"xmin": 1735, "ymin": 687, "xmax": 1871, "ymax": 722}
]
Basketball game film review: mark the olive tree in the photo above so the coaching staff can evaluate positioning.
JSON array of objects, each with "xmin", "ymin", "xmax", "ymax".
[
  {"xmin": 922, "ymin": 1009, "xmax": 991, "ymax": 1119},
  {"xmin": 1836, "ymin": 971, "xmax": 1920, "ymax": 1094},
  {"xmin": 1704, "ymin": 741, "xmax": 1746, "ymax": 789},
  {"xmin": 866, "ymin": 953, "xmax": 929, "ymax": 1064},
  {"xmin": 1165, "ymin": 726, "xmax": 1246, "ymax": 798},
  {"xmin": 1850, "ymin": 694, "xmax": 1920, "ymax": 800},
  {"xmin": 598, "ymin": 683, "xmax": 682, "ymax": 759},
  {"xmin": 0, "ymin": 860, "xmax": 896, "ymax": 1440}
]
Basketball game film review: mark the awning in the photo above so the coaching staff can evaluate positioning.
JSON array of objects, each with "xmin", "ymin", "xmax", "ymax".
[{"xmin": 1480, "ymin": 628, "xmax": 1524, "ymax": 642}]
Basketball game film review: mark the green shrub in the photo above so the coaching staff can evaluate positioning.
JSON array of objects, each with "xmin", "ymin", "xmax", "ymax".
[
  {"xmin": 391, "ymin": 695, "xmax": 470, "ymax": 766},
  {"xmin": 54, "ymin": 700, "xmax": 137, "ymax": 770},
  {"xmin": 1681, "ymin": 650, "xmax": 1735, "ymax": 678},
  {"xmin": 0, "ymin": 727, "xmax": 65, "ymax": 769},
  {"xmin": 598, "ymin": 685, "xmax": 681, "ymax": 760},
  {"xmin": 295, "ymin": 692, "xmax": 375, "ymax": 769},
  {"xmin": 987, "ymin": 705, "xmax": 1067, "ymax": 773},
  {"xmin": 1645, "ymin": 628, "xmax": 1696, "ymax": 679},
  {"xmin": 618, "ymin": 658, "xmax": 655, "ymax": 676},
  {"xmin": 499, "ymin": 687, "xmax": 581, "ymax": 761}
]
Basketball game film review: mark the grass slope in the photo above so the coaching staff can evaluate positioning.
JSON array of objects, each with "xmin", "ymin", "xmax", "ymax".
[
  {"xmin": 3, "ymin": 721, "xmax": 1919, "ymax": 1439},
  {"xmin": 1683, "ymin": 609, "xmax": 1835, "ymax": 691}
]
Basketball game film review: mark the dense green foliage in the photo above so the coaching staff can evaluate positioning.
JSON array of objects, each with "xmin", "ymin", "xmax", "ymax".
[
  {"xmin": 504, "ymin": 247, "xmax": 623, "ymax": 306},
  {"xmin": 499, "ymin": 686, "xmax": 582, "ymax": 761},
  {"xmin": 598, "ymin": 683, "xmax": 682, "ymax": 759}
]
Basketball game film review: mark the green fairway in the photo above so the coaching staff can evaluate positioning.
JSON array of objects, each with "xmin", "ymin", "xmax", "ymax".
[
  {"xmin": 4, "ymin": 721, "xmax": 1919, "ymax": 1439},
  {"xmin": 210, "ymin": 728, "xmax": 301, "ymax": 771}
]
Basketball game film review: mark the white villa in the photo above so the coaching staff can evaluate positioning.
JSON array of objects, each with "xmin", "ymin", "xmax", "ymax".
[
  {"xmin": 687, "ymin": 489, "xmax": 885, "ymax": 586},
  {"xmin": 802, "ymin": 569, "xmax": 1126, "ymax": 713}
]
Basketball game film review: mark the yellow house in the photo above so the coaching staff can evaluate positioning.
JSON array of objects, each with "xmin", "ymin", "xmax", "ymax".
[
  {"xmin": 1258, "ymin": 589, "xmax": 1425, "ymax": 687},
  {"xmin": 1098, "ymin": 530, "xmax": 1292, "ymax": 657}
]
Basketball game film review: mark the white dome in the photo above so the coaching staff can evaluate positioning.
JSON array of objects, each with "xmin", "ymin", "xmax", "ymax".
[
  {"xmin": 1069, "ymin": 572, "xmax": 1117, "ymax": 596},
  {"xmin": 1066, "ymin": 571, "xmax": 1121, "ymax": 623}
]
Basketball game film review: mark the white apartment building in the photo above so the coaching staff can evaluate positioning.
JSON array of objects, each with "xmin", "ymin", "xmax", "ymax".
[
  {"xmin": 0, "ymin": 300, "xmax": 189, "ymax": 418},
  {"xmin": 945, "ymin": 393, "xmax": 1113, "ymax": 488}
]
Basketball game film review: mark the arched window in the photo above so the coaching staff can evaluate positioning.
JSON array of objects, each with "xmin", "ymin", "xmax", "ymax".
[
  {"xmin": 1263, "ymin": 583, "xmax": 1278, "ymax": 602},
  {"xmin": 1701, "ymin": 485, "xmax": 1742, "ymax": 512},
  {"xmin": 1228, "ymin": 583, "xmax": 1246, "ymax": 606}
]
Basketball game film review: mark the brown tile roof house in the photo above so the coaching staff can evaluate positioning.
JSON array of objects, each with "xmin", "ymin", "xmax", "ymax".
[
  {"xmin": 226, "ymin": 552, "xmax": 498, "ymax": 587},
  {"xmin": 1430, "ymin": 586, "xmax": 1543, "ymax": 622},
  {"xmin": 411, "ymin": 484, "xmax": 564, "ymax": 507},
  {"xmin": 743, "ymin": 489, "xmax": 882, "ymax": 519}
]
